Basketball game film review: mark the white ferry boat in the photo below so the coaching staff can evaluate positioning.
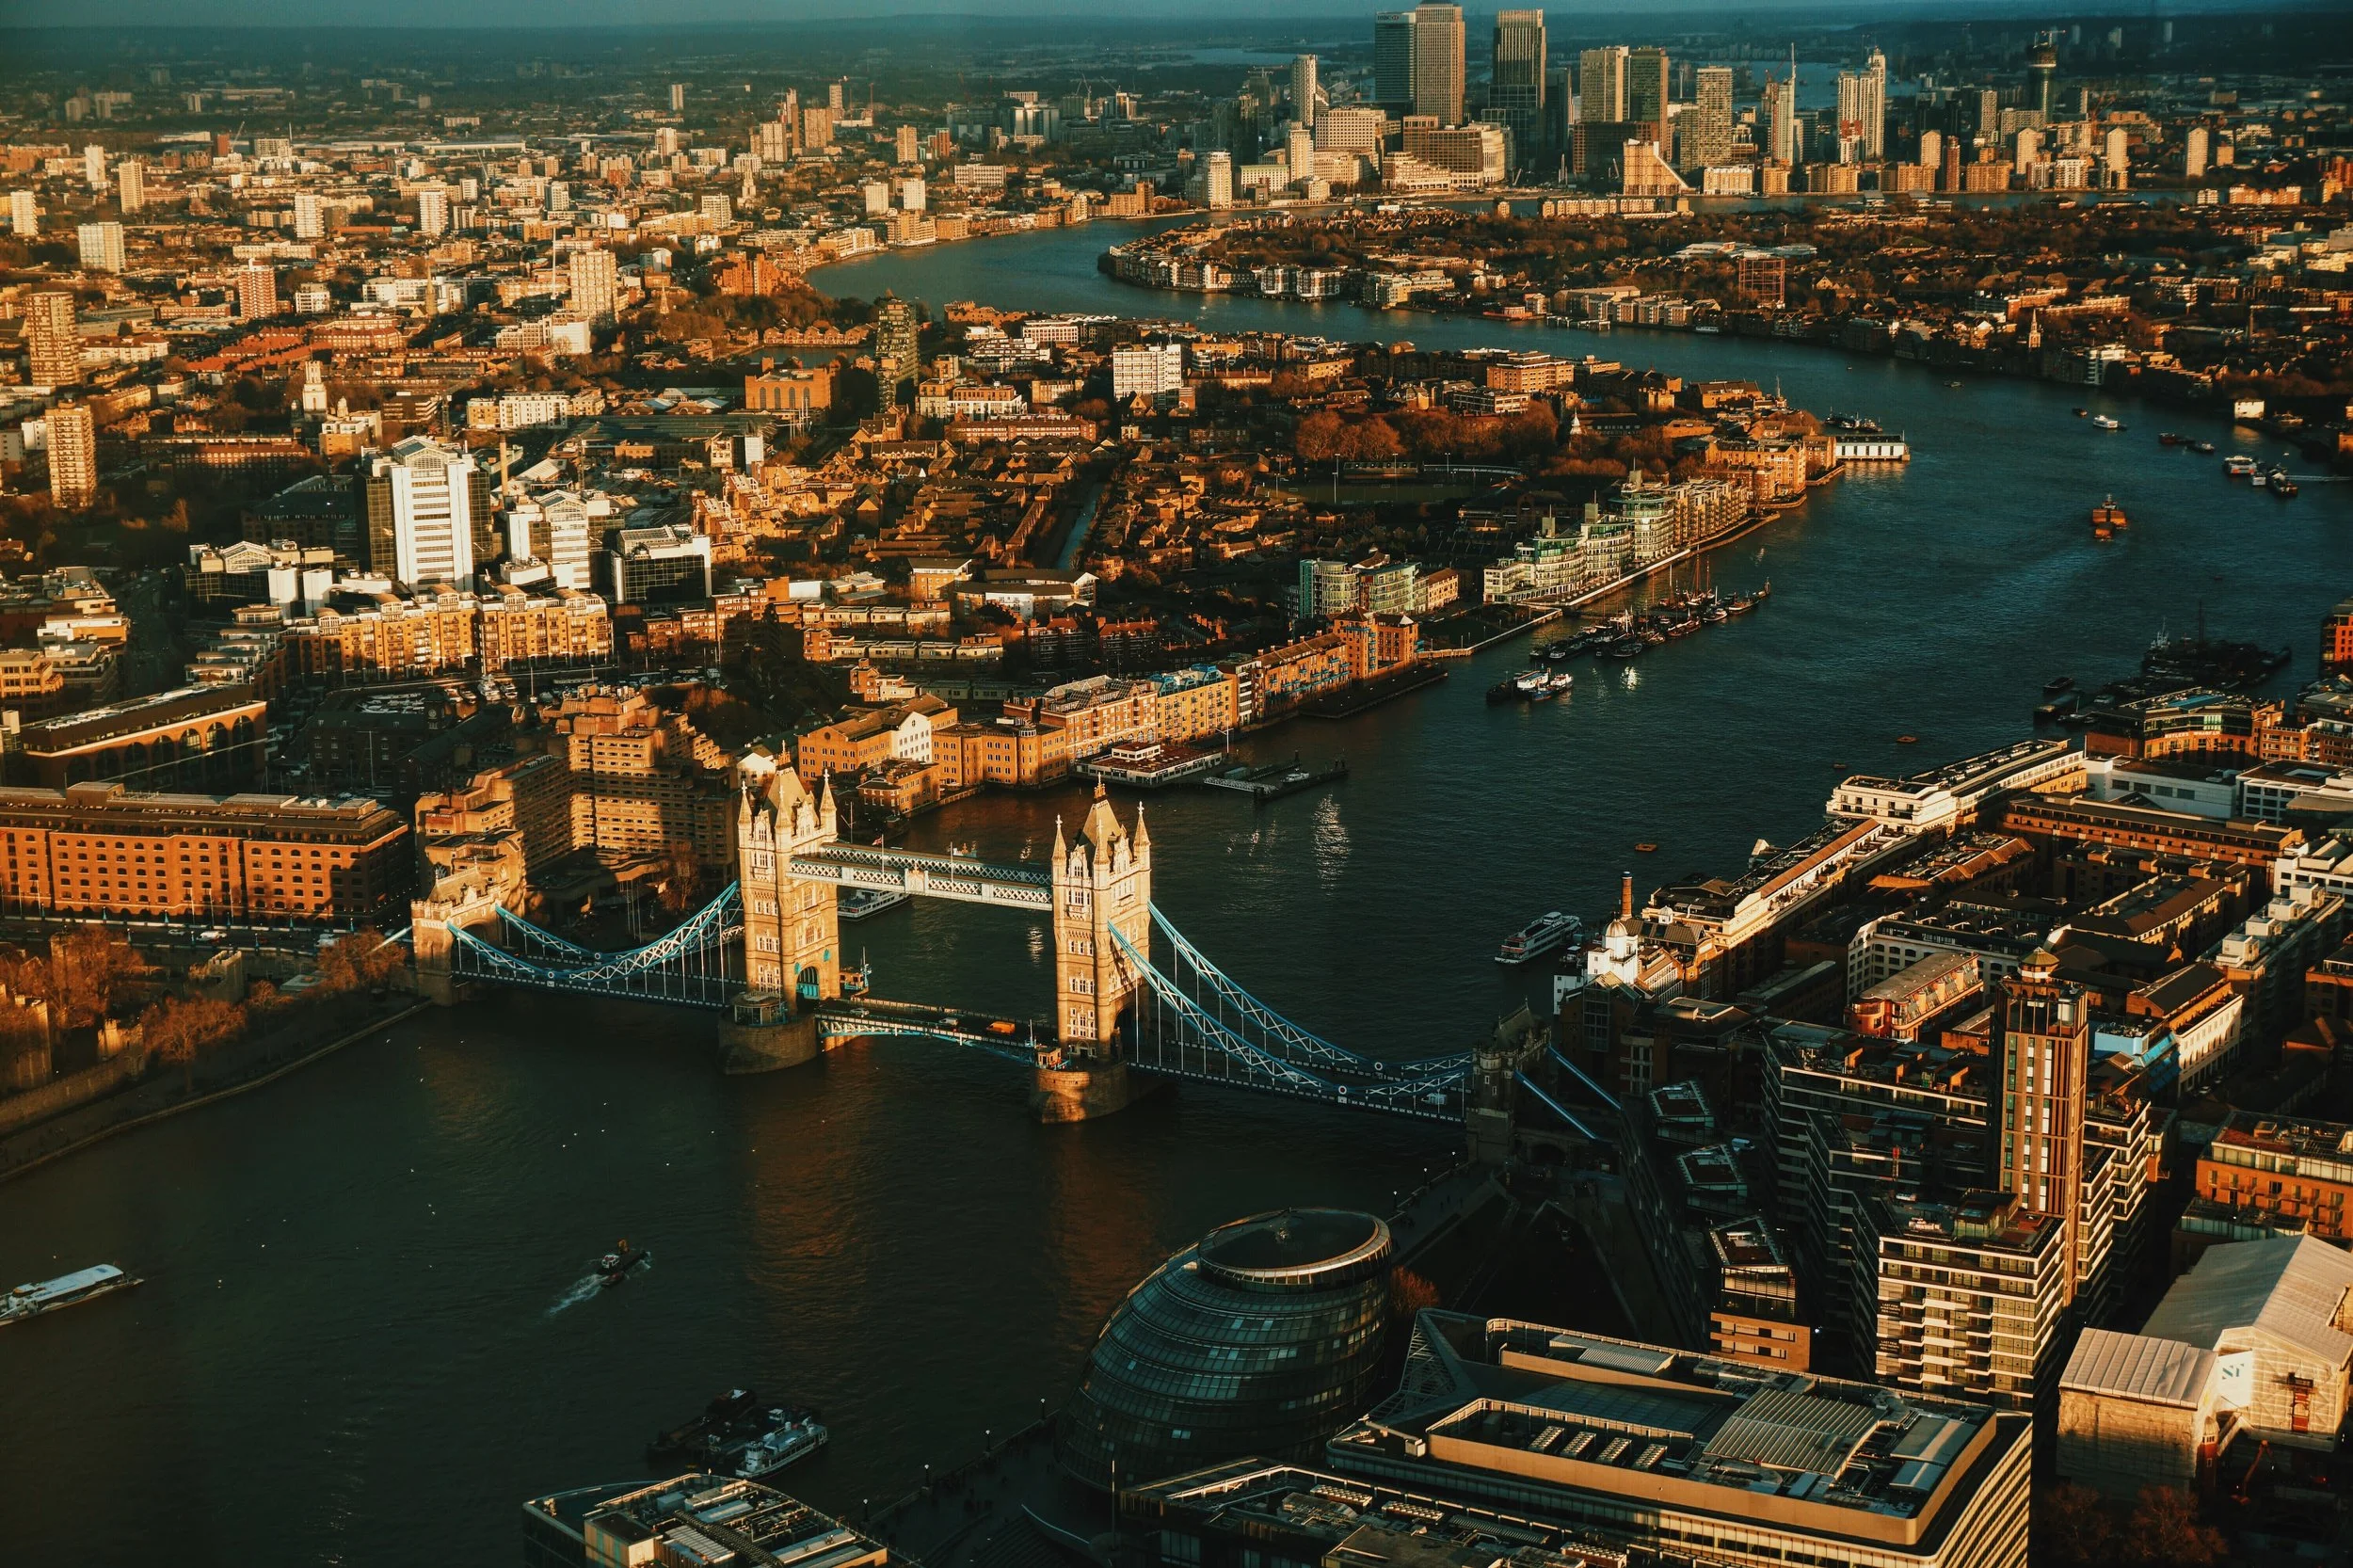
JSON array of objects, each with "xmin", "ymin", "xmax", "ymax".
[
  {"xmin": 734, "ymin": 1415, "xmax": 829, "ymax": 1480},
  {"xmin": 2224, "ymin": 455, "xmax": 2257, "ymax": 477},
  {"xmin": 1496, "ymin": 912, "xmax": 1582, "ymax": 966},
  {"xmin": 839, "ymin": 888, "xmax": 911, "ymax": 921},
  {"xmin": 0, "ymin": 1264, "xmax": 140, "ymax": 1325},
  {"xmin": 2089, "ymin": 415, "xmax": 2121, "ymax": 431}
]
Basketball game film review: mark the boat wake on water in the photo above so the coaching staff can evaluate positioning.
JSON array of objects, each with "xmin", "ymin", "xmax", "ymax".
[{"xmin": 547, "ymin": 1251, "xmax": 652, "ymax": 1317}]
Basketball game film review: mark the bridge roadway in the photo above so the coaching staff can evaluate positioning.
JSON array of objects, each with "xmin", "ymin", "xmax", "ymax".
[
  {"xmin": 788, "ymin": 845, "xmax": 1050, "ymax": 911},
  {"xmin": 817, "ymin": 996, "xmax": 1048, "ymax": 1066}
]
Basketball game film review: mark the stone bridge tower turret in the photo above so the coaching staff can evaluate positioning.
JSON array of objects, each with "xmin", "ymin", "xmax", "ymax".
[
  {"xmin": 736, "ymin": 752, "xmax": 840, "ymax": 1005},
  {"xmin": 1049, "ymin": 785, "xmax": 1152, "ymax": 1058}
]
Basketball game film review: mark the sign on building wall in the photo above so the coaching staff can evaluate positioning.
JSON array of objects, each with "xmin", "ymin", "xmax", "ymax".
[{"xmin": 2215, "ymin": 1351, "xmax": 2254, "ymax": 1410}]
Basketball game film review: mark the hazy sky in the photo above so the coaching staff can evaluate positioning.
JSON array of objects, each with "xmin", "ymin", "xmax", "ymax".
[{"xmin": 8, "ymin": 0, "xmax": 1962, "ymax": 25}]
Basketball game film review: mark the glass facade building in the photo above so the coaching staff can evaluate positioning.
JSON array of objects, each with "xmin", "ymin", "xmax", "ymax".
[{"xmin": 1056, "ymin": 1209, "xmax": 1394, "ymax": 1489}]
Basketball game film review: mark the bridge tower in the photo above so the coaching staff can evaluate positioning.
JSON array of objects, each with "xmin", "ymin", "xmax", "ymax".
[
  {"xmin": 736, "ymin": 753, "xmax": 841, "ymax": 1005},
  {"xmin": 1050, "ymin": 785, "xmax": 1152, "ymax": 1057}
]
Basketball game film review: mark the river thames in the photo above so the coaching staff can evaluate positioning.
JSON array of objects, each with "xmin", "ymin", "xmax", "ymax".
[{"xmin": 3, "ymin": 220, "xmax": 2348, "ymax": 1564}]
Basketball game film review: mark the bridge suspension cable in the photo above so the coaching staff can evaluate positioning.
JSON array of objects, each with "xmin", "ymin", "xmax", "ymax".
[{"xmin": 443, "ymin": 883, "xmax": 744, "ymax": 1008}]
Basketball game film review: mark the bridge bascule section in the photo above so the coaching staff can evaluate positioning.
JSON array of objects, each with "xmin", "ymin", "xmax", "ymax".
[{"xmin": 412, "ymin": 756, "xmax": 1473, "ymax": 1124}]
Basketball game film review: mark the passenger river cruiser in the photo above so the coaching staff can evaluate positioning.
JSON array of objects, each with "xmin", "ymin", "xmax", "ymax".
[
  {"xmin": 1496, "ymin": 912, "xmax": 1583, "ymax": 966},
  {"xmin": 1, "ymin": 1264, "xmax": 140, "ymax": 1325}
]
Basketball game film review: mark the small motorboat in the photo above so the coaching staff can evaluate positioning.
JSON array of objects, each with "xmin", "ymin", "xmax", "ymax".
[
  {"xmin": 2043, "ymin": 675, "xmax": 2075, "ymax": 696},
  {"xmin": 597, "ymin": 1240, "xmax": 648, "ymax": 1287},
  {"xmin": 2190, "ymin": 440, "xmax": 2216, "ymax": 454},
  {"xmin": 2072, "ymin": 407, "xmax": 2089, "ymax": 417},
  {"xmin": 2158, "ymin": 432, "xmax": 2184, "ymax": 446}
]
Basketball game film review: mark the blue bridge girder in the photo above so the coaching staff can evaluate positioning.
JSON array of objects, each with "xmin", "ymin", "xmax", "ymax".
[
  {"xmin": 442, "ymin": 883, "xmax": 744, "ymax": 1008},
  {"xmin": 786, "ymin": 844, "xmax": 1051, "ymax": 911}
]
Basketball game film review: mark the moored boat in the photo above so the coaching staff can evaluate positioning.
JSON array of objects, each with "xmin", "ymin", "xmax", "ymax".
[
  {"xmin": 2225, "ymin": 455, "xmax": 2257, "ymax": 477},
  {"xmin": 1497, "ymin": 911, "xmax": 1583, "ymax": 966}
]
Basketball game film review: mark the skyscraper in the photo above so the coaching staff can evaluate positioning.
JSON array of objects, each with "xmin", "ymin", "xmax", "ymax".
[
  {"xmin": 24, "ymin": 291, "xmax": 79, "ymax": 390},
  {"xmin": 293, "ymin": 189, "xmax": 323, "ymax": 240},
  {"xmin": 46, "ymin": 401, "xmax": 97, "ymax": 510},
  {"xmin": 1290, "ymin": 55, "xmax": 1319, "ymax": 127},
  {"xmin": 872, "ymin": 294, "xmax": 920, "ymax": 393},
  {"xmin": 1763, "ymin": 75, "xmax": 1798, "ymax": 164},
  {"xmin": 235, "ymin": 264, "xmax": 279, "ymax": 320},
  {"xmin": 2185, "ymin": 123, "xmax": 2209, "ymax": 180},
  {"xmin": 416, "ymin": 186, "xmax": 449, "ymax": 237},
  {"xmin": 1684, "ymin": 65, "xmax": 1734, "ymax": 170},
  {"xmin": 1625, "ymin": 46, "xmax": 1670, "ymax": 141},
  {"xmin": 1997, "ymin": 958, "xmax": 2091, "ymax": 1304},
  {"xmin": 1410, "ymin": 3, "xmax": 1465, "ymax": 125},
  {"xmin": 8, "ymin": 189, "xmax": 36, "ymax": 236},
  {"xmin": 115, "ymin": 159, "xmax": 143, "ymax": 215},
  {"xmin": 895, "ymin": 123, "xmax": 920, "ymax": 164},
  {"xmin": 82, "ymin": 143, "xmax": 104, "ymax": 189},
  {"xmin": 77, "ymin": 220, "xmax": 124, "ymax": 274},
  {"xmin": 1863, "ymin": 48, "xmax": 1888, "ymax": 159},
  {"xmin": 669, "ymin": 82, "xmax": 686, "ymax": 114},
  {"xmin": 362, "ymin": 438, "xmax": 493, "ymax": 585},
  {"xmin": 1577, "ymin": 46, "xmax": 1627, "ymax": 124},
  {"xmin": 1834, "ymin": 72, "xmax": 1867, "ymax": 161},
  {"xmin": 1372, "ymin": 12, "xmax": 1417, "ymax": 115},
  {"xmin": 1203, "ymin": 151, "xmax": 1234, "ymax": 208},
  {"xmin": 1489, "ymin": 11, "xmax": 1546, "ymax": 156},
  {"xmin": 568, "ymin": 246, "xmax": 618, "ymax": 324}
]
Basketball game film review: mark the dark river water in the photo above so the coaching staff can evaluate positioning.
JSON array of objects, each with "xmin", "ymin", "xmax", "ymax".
[{"xmin": 5, "ymin": 219, "xmax": 2347, "ymax": 1565}]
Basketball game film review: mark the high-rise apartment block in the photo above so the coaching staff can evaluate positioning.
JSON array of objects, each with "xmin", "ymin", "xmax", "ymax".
[
  {"xmin": 82, "ymin": 143, "xmax": 104, "ymax": 188},
  {"xmin": 872, "ymin": 295, "xmax": 921, "ymax": 392},
  {"xmin": 1203, "ymin": 149, "xmax": 1234, "ymax": 208},
  {"xmin": 1683, "ymin": 65, "xmax": 1735, "ymax": 170},
  {"xmin": 668, "ymin": 82, "xmax": 685, "ymax": 113},
  {"xmin": 235, "ymin": 264, "xmax": 279, "ymax": 321},
  {"xmin": 1489, "ymin": 11, "xmax": 1546, "ymax": 156},
  {"xmin": 292, "ymin": 189, "xmax": 323, "ymax": 239},
  {"xmin": 894, "ymin": 123, "xmax": 920, "ymax": 164},
  {"xmin": 1998, "ymin": 957, "xmax": 2092, "ymax": 1299},
  {"xmin": 1863, "ymin": 48, "xmax": 1888, "ymax": 158},
  {"xmin": 567, "ymin": 246, "xmax": 618, "ymax": 324},
  {"xmin": 1290, "ymin": 54, "xmax": 1320, "ymax": 127},
  {"xmin": 115, "ymin": 159, "xmax": 143, "ymax": 214},
  {"xmin": 416, "ymin": 186, "xmax": 449, "ymax": 236},
  {"xmin": 1410, "ymin": 2, "xmax": 1465, "ymax": 125},
  {"xmin": 8, "ymin": 189, "xmax": 37, "ymax": 236},
  {"xmin": 24, "ymin": 290, "xmax": 80, "ymax": 390},
  {"xmin": 77, "ymin": 220, "xmax": 125, "ymax": 274},
  {"xmin": 1111, "ymin": 342, "xmax": 1185, "ymax": 401},
  {"xmin": 46, "ymin": 401, "xmax": 97, "ymax": 510}
]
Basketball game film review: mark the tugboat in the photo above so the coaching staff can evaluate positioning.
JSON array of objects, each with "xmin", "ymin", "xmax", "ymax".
[
  {"xmin": 597, "ymin": 1240, "xmax": 647, "ymax": 1288},
  {"xmin": 2091, "ymin": 497, "xmax": 2128, "ymax": 538},
  {"xmin": 2158, "ymin": 432, "xmax": 2185, "ymax": 446},
  {"xmin": 2269, "ymin": 468, "xmax": 2298, "ymax": 498}
]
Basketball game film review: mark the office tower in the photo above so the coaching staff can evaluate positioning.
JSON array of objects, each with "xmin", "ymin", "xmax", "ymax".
[
  {"xmin": 1997, "ymin": 959, "xmax": 2090, "ymax": 1302},
  {"xmin": 1490, "ymin": 11, "xmax": 1546, "ymax": 155},
  {"xmin": 1286, "ymin": 123, "xmax": 1315, "ymax": 184},
  {"xmin": 1577, "ymin": 47, "xmax": 1626, "ymax": 124},
  {"xmin": 1373, "ymin": 11, "xmax": 1417, "ymax": 114},
  {"xmin": 361, "ymin": 438, "xmax": 493, "ymax": 585},
  {"xmin": 1971, "ymin": 87, "xmax": 2000, "ymax": 144},
  {"xmin": 83, "ymin": 143, "xmax": 104, "ymax": 188},
  {"xmin": 24, "ymin": 291, "xmax": 79, "ymax": 389},
  {"xmin": 2028, "ymin": 40, "xmax": 2057, "ymax": 120},
  {"xmin": 292, "ymin": 189, "xmax": 323, "ymax": 239},
  {"xmin": 1315, "ymin": 106, "xmax": 1388, "ymax": 155},
  {"xmin": 568, "ymin": 247, "xmax": 618, "ymax": 324},
  {"xmin": 2185, "ymin": 123, "xmax": 2209, "ymax": 179},
  {"xmin": 1625, "ymin": 46, "xmax": 1670, "ymax": 140},
  {"xmin": 1941, "ymin": 135, "xmax": 1962, "ymax": 191},
  {"xmin": 2013, "ymin": 126, "xmax": 2041, "ymax": 176},
  {"xmin": 9, "ymin": 189, "xmax": 38, "ymax": 237},
  {"xmin": 416, "ymin": 186, "xmax": 449, "ymax": 236},
  {"xmin": 1919, "ymin": 128, "xmax": 1944, "ymax": 174},
  {"xmin": 1834, "ymin": 72, "xmax": 1866, "ymax": 161},
  {"xmin": 1684, "ymin": 66, "xmax": 1734, "ymax": 170},
  {"xmin": 235, "ymin": 264, "xmax": 279, "ymax": 320},
  {"xmin": 115, "ymin": 159, "xmax": 143, "ymax": 214},
  {"xmin": 669, "ymin": 82, "xmax": 685, "ymax": 113},
  {"xmin": 1204, "ymin": 150, "xmax": 1234, "ymax": 208},
  {"xmin": 47, "ymin": 401, "xmax": 97, "ymax": 510},
  {"xmin": 872, "ymin": 295, "xmax": 920, "ymax": 392},
  {"xmin": 1410, "ymin": 3, "xmax": 1465, "ymax": 124},
  {"xmin": 895, "ymin": 123, "xmax": 920, "ymax": 164},
  {"xmin": 1863, "ymin": 48, "xmax": 1888, "ymax": 158},
  {"xmin": 1763, "ymin": 76, "xmax": 1797, "ymax": 164},
  {"xmin": 77, "ymin": 221, "xmax": 125, "ymax": 274},
  {"xmin": 1290, "ymin": 55, "xmax": 1319, "ymax": 126}
]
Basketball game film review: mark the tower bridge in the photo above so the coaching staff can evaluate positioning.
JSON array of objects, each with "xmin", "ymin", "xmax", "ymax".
[{"xmin": 410, "ymin": 756, "xmax": 1478, "ymax": 1126}]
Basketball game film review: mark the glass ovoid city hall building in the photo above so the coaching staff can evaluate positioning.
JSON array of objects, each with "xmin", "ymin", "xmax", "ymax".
[{"xmin": 1057, "ymin": 1209, "xmax": 1394, "ymax": 1489}]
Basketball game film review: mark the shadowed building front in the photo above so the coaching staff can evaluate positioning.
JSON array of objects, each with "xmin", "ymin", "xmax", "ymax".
[{"xmin": 1056, "ymin": 1208, "xmax": 1394, "ymax": 1490}]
